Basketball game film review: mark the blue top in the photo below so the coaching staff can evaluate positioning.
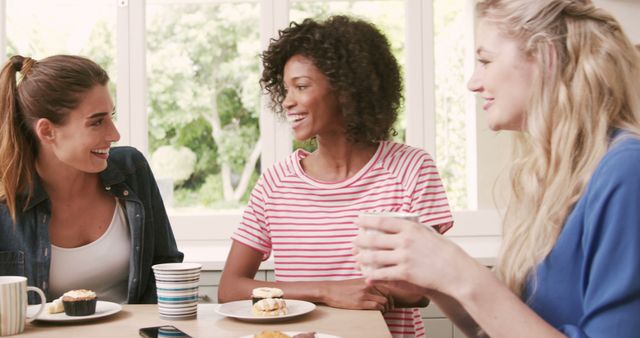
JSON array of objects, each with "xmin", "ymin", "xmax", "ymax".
[
  {"xmin": 0, "ymin": 146, "xmax": 183, "ymax": 304},
  {"xmin": 525, "ymin": 133, "xmax": 640, "ymax": 338}
]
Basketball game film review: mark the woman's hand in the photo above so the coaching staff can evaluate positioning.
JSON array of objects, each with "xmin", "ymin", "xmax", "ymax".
[
  {"xmin": 321, "ymin": 278, "xmax": 393, "ymax": 312},
  {"xmin": 353, "ymin": 216, "xmax": 478, "ymax": 296}
]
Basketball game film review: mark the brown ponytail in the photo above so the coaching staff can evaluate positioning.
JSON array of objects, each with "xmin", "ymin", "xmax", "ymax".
[
  {"xmin": 0, "ymin": 56, "xmax": 36, "ymax": 223},
  {"xmin": 0, "ymin": 55, "xmax": 109, "ymax": 223}
]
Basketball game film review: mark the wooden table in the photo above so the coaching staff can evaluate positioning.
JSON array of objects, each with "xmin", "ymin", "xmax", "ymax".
[{"xmin": 21, "ymin": 304, "xmax": 392, "ymax": 337}]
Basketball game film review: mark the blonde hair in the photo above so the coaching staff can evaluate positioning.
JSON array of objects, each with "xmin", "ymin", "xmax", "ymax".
[
  {"xmin": 0, "ymin": 55, "xmax": 109, "ymax": 223},
  {"xmin": 476, "ymin": 0, "xmax": 640, "ymax": 296}
]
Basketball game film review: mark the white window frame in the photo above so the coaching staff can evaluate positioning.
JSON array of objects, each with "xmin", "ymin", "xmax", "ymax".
[
  {"xmin": 161, "ymin": 0, "xmax": 503, "ymax": 241},
  {"xmin": 0, "ymin": 0, "xmax": 503, "ymax": 242}
]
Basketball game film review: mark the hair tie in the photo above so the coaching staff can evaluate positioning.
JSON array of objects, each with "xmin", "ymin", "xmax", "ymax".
[
  {"xmin": 9, "ymin": 55, "xmax": 37, "ymax": 77},
  {"xmin": 20, "ymin": 57, "xmax": 36, "ymax": 77}
]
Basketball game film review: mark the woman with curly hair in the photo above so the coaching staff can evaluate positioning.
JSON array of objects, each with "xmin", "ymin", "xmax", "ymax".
[
  {"xmin": 355, "ymin": 0, "xmax": 640, "ymax": 337},
  {"xmin": 219, "ymin": 15, "xmax": 453, "ymax": 337}
]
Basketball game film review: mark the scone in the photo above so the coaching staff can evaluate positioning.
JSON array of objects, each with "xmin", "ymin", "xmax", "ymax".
[
  {"xmin": 62, "ymin": 289, "xmax": 97, "ymax": 316},
  {"xmin": 251, "ymin": 287, "xmax": 284, "ymax": 304},
  {"xmin": 252, "ymin": 298, "xmax": 288, "ymax": 316},
  {"xmin": 250, "ymin": 287, "xmax": 287, "ymax": 316},
  {"xmin": 254, "ymin": 331, "xmax": 291, "ymax": 338}
]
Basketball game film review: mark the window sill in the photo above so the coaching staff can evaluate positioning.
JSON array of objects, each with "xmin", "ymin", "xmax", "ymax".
[
  {"xmin": 172, "ymin": 209, "xmax": 503, "ymax": 270},
  {"xmin": 178, "ymin": 235, "xmax": 501, "ymax": 271}
]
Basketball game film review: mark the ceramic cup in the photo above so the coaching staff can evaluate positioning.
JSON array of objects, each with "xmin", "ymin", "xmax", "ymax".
[
  {"xmin": 152, "ymin": 263, "xmax": 202, "ymax": 320},
  {"xmin": 0, "ymin": 276, "xmax": 46, "ymax": 336},
  {"xmin": 357, "ymin": 211, "xmax": 420, "ymax": 275}
]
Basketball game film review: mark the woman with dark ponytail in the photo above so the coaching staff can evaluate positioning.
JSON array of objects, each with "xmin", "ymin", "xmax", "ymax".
[{"xmin": 0, "ymin": 55, "xmax": 182, "ymax": 304}]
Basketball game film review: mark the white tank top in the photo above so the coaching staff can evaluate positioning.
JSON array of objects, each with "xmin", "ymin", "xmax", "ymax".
[{"xmin": 49, "ymin": 200, "xmax": 131, "ymax": 303}]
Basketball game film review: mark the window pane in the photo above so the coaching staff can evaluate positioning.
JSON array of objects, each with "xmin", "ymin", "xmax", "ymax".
[
  {"xmin": 146, "ymin": 1, "xmax": 261, "ymax": 211},
  {"xmin": 6, "ymin": 0, "xmax": 117, "ymax": 85},
  {"xmin": 289, "ymin": 0, "xmax": 406, "ymax": 151},
  {"xmin": 434, "ymin": 0, "xmax": 469, "ymax": 210}
]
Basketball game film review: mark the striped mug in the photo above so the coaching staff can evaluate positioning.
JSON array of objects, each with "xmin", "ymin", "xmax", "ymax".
[
  {"xmin": 152, "ymin": 263, "xmax": 202, "ymax": 320},
  {"xmin": 0, "ymin": 276, "xmax": 46, "ymax": 336}
]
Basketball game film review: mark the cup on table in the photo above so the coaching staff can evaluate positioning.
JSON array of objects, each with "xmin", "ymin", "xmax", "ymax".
[
  {"xmin": 152, "ymin": 262, "xmax": 202, "ymax": 320},
  {"xmin": 0, "ymin": 276, "xmax": 46, "ymax": 336},
  {"xmin": 357, "ymin": 211, "xmax": 420, "ymax": 275}
]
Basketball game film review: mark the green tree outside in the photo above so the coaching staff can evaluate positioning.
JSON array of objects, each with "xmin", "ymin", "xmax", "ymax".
[{"xmin": 6, "ymin": 0, "xmax": 469, "ymax": 211}]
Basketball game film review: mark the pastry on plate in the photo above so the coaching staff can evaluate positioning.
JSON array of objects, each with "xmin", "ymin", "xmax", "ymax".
[
  {"xmin": 47, "ymin": 296, "xmax": 64, "ymax": 314},
  {"xmin": 252, "ymin": 298, "xmax": 288, "ymax": 316},
  {"xmin": 251, "ymin": 287, "xmax": 284, "ymax": 304},
  {"xmin": 291, "ymin": 333, "xmax": 317, "ymax": 338},
  {"xmin": 253, "ymin": 331, "xmax": 291, "ymax": 338},
  {"xmin": 250, "ymin": 287, "xmax": 287, "ymax": 316},
  {"xmin": 62, "ymin": 289, "xmax": 97, "ymax": 316},
  {"xmin": 253, "ymin": 332, "xmax": 317, "ymax": 338}
]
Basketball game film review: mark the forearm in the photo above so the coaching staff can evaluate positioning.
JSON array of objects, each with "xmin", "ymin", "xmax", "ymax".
[
  {"xmin": 452, "ymin": 267, "xmax": 565, "ymax": 338},
  {"xmin": 428, "ymin": 291, "xmax": 484, "ymax": 337},
  {"xmin": 218, "ymin": 275, "xmax": 326, "ymax": 304}
]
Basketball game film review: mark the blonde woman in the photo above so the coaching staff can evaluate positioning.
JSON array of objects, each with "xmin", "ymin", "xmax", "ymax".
[{"xmin": 355, "ymin": 0, "xmax": 640, "ymax": 337}]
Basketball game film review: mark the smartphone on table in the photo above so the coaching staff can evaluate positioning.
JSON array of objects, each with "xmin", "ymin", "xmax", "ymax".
[{"xmin": 139, "ymin": 325, "xmax": 192, "ymax": 338}]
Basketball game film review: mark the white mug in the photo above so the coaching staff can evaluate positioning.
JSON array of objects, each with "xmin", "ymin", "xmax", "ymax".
[
  {"xmin": 358, "ymin": 211, "xmax": 420, "ymax": 235},
  {"xmin": 357, "ymin": 211, "xmax": 420, "ymax": 274},
  {"xmin": 0, "ymin": 276, "xmax": 46, "ymax": 336}
]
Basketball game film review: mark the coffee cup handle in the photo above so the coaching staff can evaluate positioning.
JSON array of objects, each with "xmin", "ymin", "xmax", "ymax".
[{"xmin": 25, "ymin": 286, "xmax": 46, "ymax": 323}]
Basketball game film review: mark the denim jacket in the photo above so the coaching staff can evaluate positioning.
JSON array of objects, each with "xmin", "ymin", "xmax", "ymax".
[{"xmin": 0, "ymin": 146, "xmax": 183, "ymax": 304}]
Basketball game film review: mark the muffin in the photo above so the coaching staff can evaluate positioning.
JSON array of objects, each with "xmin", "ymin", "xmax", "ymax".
[
  {"xmin": 62, "ymin": 289, "xmax": 97, "ymax": 316},
  {"xmin": 251, "ymin": 287, "xmax": 287, "ymax": 316}
]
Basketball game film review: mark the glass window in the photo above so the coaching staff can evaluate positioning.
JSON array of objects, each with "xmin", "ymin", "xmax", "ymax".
[
  {"xmin": 146, "ymin": 1, "xmax": 261, "ymax": 212},
  {"xmin": 434, "ymin": 0, "xmax": 470, "ymax": 210},
  {"xmin": 6, "ymin": 0, "xmax": 117, "ymax": 86},
  {"xmin": 0, "ymin": 0, "xmax": 508, "ymax": 238},
  {"xmin": 290, "ymin": 0, "xmax": 470, "ymax": 210},
  {"xmin": 289, "ymin": 0, "xmax": 406, "ymax": 151}
]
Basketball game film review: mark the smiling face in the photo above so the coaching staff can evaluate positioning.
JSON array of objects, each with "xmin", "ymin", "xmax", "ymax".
[
  {"xmin": 46, "ymin": 84, "xmax": 120, "ymax": 173},
  {"xmin": 282, "ymin": 54, "xmax": 344, "ymax": 141},
  {"xmin": 467, "ymin": 20, "xmax": 538, "ymax": 131}
]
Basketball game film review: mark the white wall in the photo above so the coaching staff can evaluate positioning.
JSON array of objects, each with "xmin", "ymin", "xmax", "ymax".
[{"xmin": 593, "ymin": 0, "xmax": 640, "ymax": 44}]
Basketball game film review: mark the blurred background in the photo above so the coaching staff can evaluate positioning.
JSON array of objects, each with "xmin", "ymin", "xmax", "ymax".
[{"xmin": 1, "ymin": 0, "xmax": 637, "ymax": 240}]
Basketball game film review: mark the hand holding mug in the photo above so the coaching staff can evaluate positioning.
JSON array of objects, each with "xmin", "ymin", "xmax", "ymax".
[
  {"xmin": 354, "ymin": 212, "xmax": 473, "ymax": 295},
  {"xmin": 355, "ymin": 212, "xmax": 420, "ymax": 274}
]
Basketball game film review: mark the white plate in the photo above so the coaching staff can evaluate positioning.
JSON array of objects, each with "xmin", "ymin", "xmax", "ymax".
[
  {"xmin": 27, "ymin": 300, "xmax": 122, "ymax": 322},
  {"xmin": 216, "ymin": 300, "xmax": 315, "ymax": 322},
  {"xmin": 238, "ymin": 332, "xmax": 340, "ymax": 338}
]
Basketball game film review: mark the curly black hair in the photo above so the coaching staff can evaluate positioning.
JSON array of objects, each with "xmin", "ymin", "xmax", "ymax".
[{"xmin": 260, "ymin": 15, "xmax": 403, "ymax": 144}]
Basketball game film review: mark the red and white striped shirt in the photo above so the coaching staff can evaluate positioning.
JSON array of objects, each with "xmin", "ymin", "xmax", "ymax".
[{"xmin": 232, "ymin": 141, "xmax": 454, "ymax": 338}]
